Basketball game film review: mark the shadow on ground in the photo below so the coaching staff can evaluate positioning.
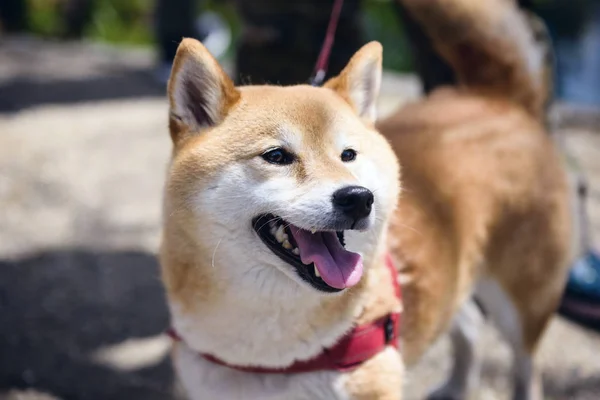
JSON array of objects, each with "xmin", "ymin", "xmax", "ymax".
[
  {"xmin": 0, "ymin": 69, "xmax": 164, "ymax": 113},
  {"xmin": 0, "ymin": 249, "xmax": 176, "ymax": 400},
  {"xmin": 478, "ymin": 358, "xmax": 600, "ymax": 400},
  {"xmin": 1, "ymin": 249, "xmax": 599, "ymax": 400},
  {"xmin": 545, "ymin": 375, "xmax": 600, "ymax": 400}
]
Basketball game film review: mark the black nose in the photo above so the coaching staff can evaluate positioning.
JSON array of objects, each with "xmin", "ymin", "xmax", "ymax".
[{"xmin": 332, "ymin": 186, "xmax": 374, "ymax": 220}]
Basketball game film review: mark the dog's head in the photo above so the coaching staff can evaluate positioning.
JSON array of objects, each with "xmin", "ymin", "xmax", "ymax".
[{"xmin": 164, "ymin": 39, "xmax": 400, "ymax": 298}]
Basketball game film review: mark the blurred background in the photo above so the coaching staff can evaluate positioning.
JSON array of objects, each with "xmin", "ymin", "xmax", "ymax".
[
  {"xmin": 0, "ymin": 0, "xmax": 599, "ymax": 399},
  {"xmin": 2, "ymin": 0, "xmax": 600, "ymax": 102}
]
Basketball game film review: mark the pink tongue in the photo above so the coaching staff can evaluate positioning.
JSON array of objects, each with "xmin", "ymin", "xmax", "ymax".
[{"xmin": 289, "ymin": 227, "xmax": 363, "ymax": 289}]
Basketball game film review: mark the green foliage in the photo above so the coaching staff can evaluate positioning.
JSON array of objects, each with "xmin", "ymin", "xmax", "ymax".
[
  {"xmin": 26, "ymin": 0, "xmax": 152, "ymax": 45},
  {"xmin": 87, "ymin": 0, "xmax": 152, "ymax": 45},
  {"xmin": 364, "ymin": 0, "xmax": 413, "ymax": 72},
  {"xmin": 27, "ymin": 0, "xmax": 61, "ymax": 37}
]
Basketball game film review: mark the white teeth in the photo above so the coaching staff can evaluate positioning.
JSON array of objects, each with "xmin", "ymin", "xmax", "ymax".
[
  {"xmin": 292, "ymin": 248, "xmax": 300, "ymax": 255},
  {"xmin": 314, "ymin": 265, "xmax": 320, "ymax": 278},
  {"xmin": 275, "ymin": 225, "xmax": 286, "ymax": 243},
  {"xmin": 282, "ymin": 240, "xmax": 292, "ymax": 249}
]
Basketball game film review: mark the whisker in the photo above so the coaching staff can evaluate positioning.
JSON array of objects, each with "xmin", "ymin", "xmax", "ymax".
[
  {"xmin": 372, "ymin": 215, "xmax": 421, "ymax": 236},
  {"xmin": 395, "ymin": 222, "xmax": 422, "ymax": 236},
  {"xmin": 211, "ymin": 237, "xmax": 224, "ymax": 268},
  {"xmin": 254, "ymin": 216, "xmax": 282, "ymax": 232}
]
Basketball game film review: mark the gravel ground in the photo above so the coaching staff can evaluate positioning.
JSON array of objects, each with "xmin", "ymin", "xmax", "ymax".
[{"xmin": 0, "ymin": 38, "xmax": 598, "ymax": 400}]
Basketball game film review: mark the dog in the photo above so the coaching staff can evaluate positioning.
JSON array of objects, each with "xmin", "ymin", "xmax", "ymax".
[{"xmin": 159, "ymin": 0, "xmax": 571, "ymax": 398}]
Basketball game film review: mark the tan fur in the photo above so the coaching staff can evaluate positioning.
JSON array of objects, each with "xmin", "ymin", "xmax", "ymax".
[
  {"xmin": 381, "ymin": 92, "xmax": 570, "ymax": 364},
  {"xmin": 342, "ymin": 347, "xmax": 405, "ymax": 400},
  {"xmin": 384, "ymin": 0, "xmax": 571, "ymax": 390}
]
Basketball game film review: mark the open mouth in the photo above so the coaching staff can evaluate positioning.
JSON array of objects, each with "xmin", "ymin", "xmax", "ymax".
[{"xmin": 252, "ymin": 214, "xmax": 364, "ymax": 293}]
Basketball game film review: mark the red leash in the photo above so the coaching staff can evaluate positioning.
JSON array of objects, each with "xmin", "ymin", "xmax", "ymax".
[{"xmin": 310, "ymin": 0, "xmax": 345, "ymax": 86}]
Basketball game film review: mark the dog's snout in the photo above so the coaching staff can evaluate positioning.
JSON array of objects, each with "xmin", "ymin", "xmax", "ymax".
[{"xmin": 332, "ymin": 186, "xmax": 374, "ymax": 220}]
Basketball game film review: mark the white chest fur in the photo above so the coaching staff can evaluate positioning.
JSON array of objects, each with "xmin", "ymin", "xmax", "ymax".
[{"xmin": 169, "ymin": 286, "xmax": 359, "ymax": 368}]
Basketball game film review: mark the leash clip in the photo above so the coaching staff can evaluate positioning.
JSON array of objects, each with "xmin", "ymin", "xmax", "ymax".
[
  {"xmin": 384, "ymin": 316, "xmax": 395, "ymax": 344},
  {"xmin": 310, "ymin": 69, "xmax": 327, "ymax": 87}
]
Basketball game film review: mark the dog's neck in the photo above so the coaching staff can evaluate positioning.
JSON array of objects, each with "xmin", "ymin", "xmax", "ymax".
[{"xmin": 161, "ymin": 234, "xmax": 393, "ymax": 368}]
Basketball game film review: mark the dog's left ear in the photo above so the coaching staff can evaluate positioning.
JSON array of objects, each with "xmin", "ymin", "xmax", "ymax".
[{"xmin": 325, "ymin": 41, "xmax": 382, "ymax": 123}]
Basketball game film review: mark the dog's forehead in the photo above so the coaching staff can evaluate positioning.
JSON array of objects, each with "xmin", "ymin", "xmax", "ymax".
[
  {"xmin": 234, "ymin": 85, "xmax": 358, "ymax": 142},
  {"xmin": 239, "ymin": 84, "xmax": 343, "ymax": 107}
]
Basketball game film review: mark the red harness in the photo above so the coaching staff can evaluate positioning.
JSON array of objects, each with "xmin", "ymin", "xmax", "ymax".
[{"xmin": 167, "ymin": 254, "xmax": 402, "ymax": 374}]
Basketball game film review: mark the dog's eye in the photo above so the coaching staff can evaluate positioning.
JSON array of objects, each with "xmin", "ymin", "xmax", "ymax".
[
  {"xmin": 262, "ymin": 148, "xmax": 295, "ymax": 165},
  {"xmin": 341, "ymin": 149, "xmax": 357, "ymax": 162}
]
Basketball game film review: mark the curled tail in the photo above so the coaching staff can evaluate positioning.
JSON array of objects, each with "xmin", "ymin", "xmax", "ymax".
[{"xmin": 399, "ymin": 0, "xmax": 551, "ymax": 119}]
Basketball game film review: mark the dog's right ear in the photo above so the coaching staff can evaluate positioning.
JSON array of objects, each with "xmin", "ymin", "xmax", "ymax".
[{"xmin": 167, "ymin": 38, "xmax": 240, "ymax": 143}]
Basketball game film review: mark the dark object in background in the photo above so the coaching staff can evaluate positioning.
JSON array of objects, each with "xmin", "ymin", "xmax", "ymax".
[
  {"xmin": 150, "ymin": 0, "xmax": 530, "ymax": 92},
  {"xmin": 233, "ymin": 0, "xmax": 457, "ymax": 90},
  {"xmin": 0, "ymin": 0, "xmax": 27, "ymax": 33},
  {"xmin": 153, "ymin": 0, "xmax": 231, "ymax": 84},
  {"xmin": 62, "ymin": 0, "xmax": 95, "ymax": 39},
  {"xmin": 234, "ymin": 0, "xmax": 364, "ymax": 85},
  {"xmin": 559, "ymin": 178, "xmax": 600, "ymax": 333},
  {"xmin": 155, "ymin": 0, "xmax": 198, "ymax": 65},
  {"xmin": 560, "ymin": 251, "xmax": 600, "ymax": 332},
  {"xmin": 536, "ymin": 0, "xmax": 593, "ymax": 40},
  {"xmin": 153, "ymin": 0, "xmax": 450, "ymax": 89}
]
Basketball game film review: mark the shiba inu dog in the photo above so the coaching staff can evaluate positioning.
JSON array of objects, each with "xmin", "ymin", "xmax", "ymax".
[
  {"xmin": 159, "ymin": 0, "xmax": 571, "ymax": 399},
  {"xmin": 161, "ymin": 35, "xmax": 404, "ymax": 399}
]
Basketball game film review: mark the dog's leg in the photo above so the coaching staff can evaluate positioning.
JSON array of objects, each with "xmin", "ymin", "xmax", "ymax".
[
  {"xmin": 474, "ymin": 278, "xmax": 543, "ymax": 400},
  {"xmin": 427, "ymin": 299, "xmax": 484, "ymax": 400},
  {"xmin": 512, "ymin": 348, "xmax": 543, "ymax": 400}
]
